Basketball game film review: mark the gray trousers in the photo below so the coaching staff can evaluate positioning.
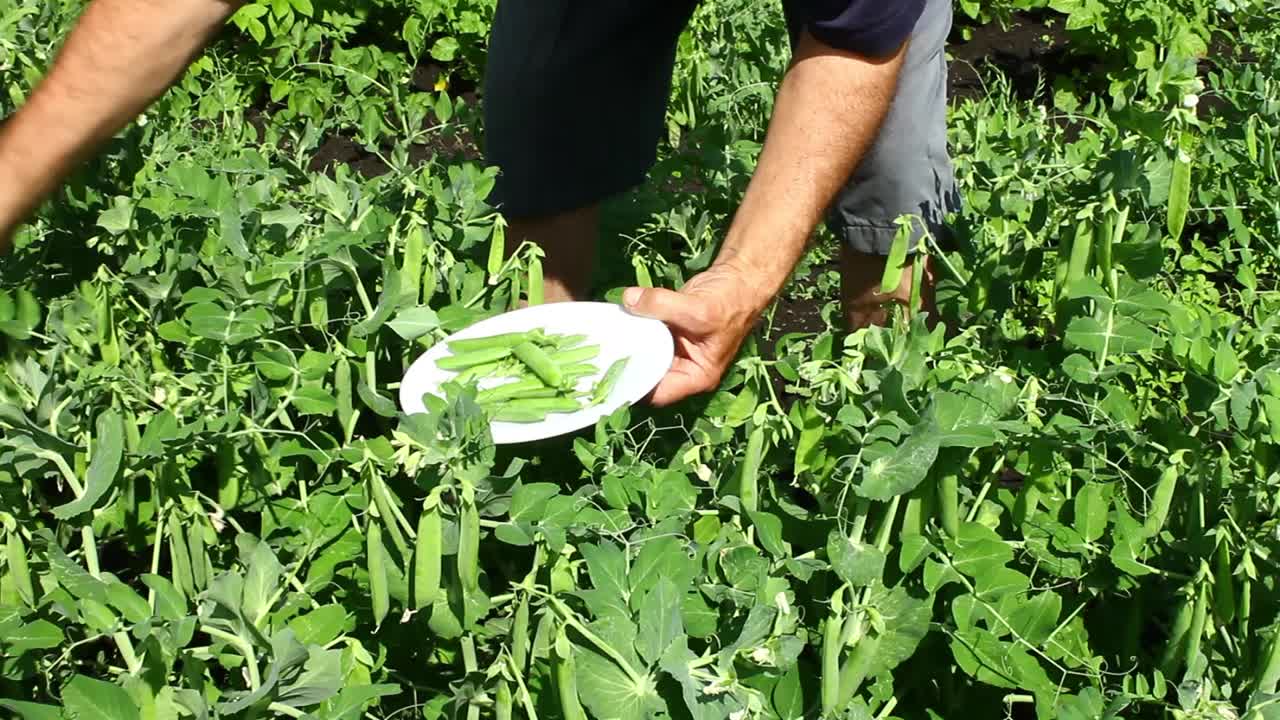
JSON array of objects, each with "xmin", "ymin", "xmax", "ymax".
[{"xmin": 483, "ymin": 0, "xmax": 959, "ymax": 255}]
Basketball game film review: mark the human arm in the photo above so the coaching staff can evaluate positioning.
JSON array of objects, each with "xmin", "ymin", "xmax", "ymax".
[
  {"xmin": 0, "ymin": 0, "xmax": 241, "ymax": 253},
  {"xmin": 624, "ymin": 29, "xmax": 907, "ymax": 406}
]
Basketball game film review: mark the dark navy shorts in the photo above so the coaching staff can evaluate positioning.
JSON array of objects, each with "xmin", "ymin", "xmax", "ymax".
[{"xmin": 482, "ymin": 0, "xmax": 959, "ymax": 255}]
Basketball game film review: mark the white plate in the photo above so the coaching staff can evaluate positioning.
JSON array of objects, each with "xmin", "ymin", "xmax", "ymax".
[{"xmin": 398, "ymin": 302, "xmax": 674, "ymax": 444}]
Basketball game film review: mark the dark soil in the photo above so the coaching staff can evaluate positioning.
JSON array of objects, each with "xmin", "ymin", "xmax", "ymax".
[
  {"xmin": 947, "ymin": 10, "xmax": 1090, "ymax": 104},
  {"xmin": 303, "ymin": 10, "xmax": 1091, "ymax": 182}
]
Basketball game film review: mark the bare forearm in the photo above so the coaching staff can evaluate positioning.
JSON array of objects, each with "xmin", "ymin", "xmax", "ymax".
[
  {"xmin": 0, "ymin": 0, "xmax": 239, "ymax": 247},
  {"xmin": 714, "ymin": 31, "xmax": 906, "ymax": 311}
]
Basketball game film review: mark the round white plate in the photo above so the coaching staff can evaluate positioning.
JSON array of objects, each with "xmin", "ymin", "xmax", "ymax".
[{"xmin": 398, "ymin": 302, "xmax": 675, "ymax": 444}]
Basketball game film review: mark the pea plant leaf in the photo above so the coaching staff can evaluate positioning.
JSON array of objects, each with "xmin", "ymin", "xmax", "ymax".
[
  {"xmin": 61, "ymin": 675, "xmax": 140, "ymax": 720},
  {"xmin": 575, "ymin": 644, "xmax": 665, "ymax": 720},
  {"xmin": 52, "ymin": 410, "xmax": 125, "ymax": 519},
  {"xmin": 636, "ymin": 577, "xmax": 683, "ymax": 667},
  {"xmin": 856, "ymin": 426, "xmax": 940, "ymax": 500}
]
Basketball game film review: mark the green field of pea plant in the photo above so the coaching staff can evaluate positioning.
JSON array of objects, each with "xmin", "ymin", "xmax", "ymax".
[{"xmin": 2, "ymin": 0, "xmax": 1280, "ymax": 718}]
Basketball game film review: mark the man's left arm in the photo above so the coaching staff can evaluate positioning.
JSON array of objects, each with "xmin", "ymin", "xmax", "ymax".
[{"xmin": 623, "ymin": 29, "xmax": 906, "ymax": 406}]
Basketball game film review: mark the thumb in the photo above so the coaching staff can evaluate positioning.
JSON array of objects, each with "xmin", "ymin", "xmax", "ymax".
[{"xmin": 622, "ymin": 286, "xmax": 711, "ymax": 333}]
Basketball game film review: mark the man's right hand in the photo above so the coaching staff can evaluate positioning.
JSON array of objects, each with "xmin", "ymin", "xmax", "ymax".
[{"xmin": 0, "ymin": 0, "xmax": 240, "ymax": 252}]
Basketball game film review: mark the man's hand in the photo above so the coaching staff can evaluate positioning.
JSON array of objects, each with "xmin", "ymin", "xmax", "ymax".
[
  {"xmin": 622, "ymin": 31, "xmax": 906, "ymax": 406},
  {"xmin": 0, "ymin": 0, "xmax": 239, "ymax": 250},
  {"xmin": 622, "ymin": 264, "xmax": 767, "ymax": 407}
]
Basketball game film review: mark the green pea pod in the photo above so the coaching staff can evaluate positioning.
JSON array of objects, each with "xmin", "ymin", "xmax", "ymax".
[
  {"xmin": 402, "ymin": 225, "xmax": 426, "ymax": 304},
  {"xmin": 550, "ymin": 345, "xmax": 601, "ymax": 365},
  {"xmin": 368, "ymin": 519, "xmax": 389, "ymax": 629},
  {"xmin": 554, "ymin": 628, "xmax": 588, "ymax": 720},
  {"xmin": 488, "ymin": 217, "xmax": 507, "ymax": 280},
  {"xmin": 188, "ymin": 521, "xmax": 207, "ymax": 592},
  {"xmin": 414, "ymin": 496, "xmax": 442, "ymax": 610},
  {"xmin": 495, "ymin": 679, "xmax": 513, "ymax": 720},
  {"xmin": 336, "ymin": 355, "xmax": 355, "ymax": 442},
  {"xmin": 1184, "ymin": 582, "xmax": 1209, "ymax": 670},
  {"xmin": 513, "ymin": 341, "xmax": 563, "ymax": 387},
  {"xmin": 437, "ymin": 346, "xmax": 514, "ymax": 371},
  {"xmin": 458, "ymin": 496, "xmax": 480, "ymax": 593},
  {"xmin": 5, "ymin": 528, "xmax": 34, "ymax": 607},
  {"xmin": 880, "ymin": 221, "xmax": 911, "ymax": 294},
  {"xmin": 737, "ymin": 425, "xmax": 765, "ymax": 513},
  {"xmin": 454, "ymin": 360, "xmax": 512, "ymax": 385},
  {"xmin": 448, "ymin": 331, "xmax": 534, "ymax": 354},
  {"xmin": 938, "ymin": 471, "xmax": 960, "ymax": 539},
  {"xmin": 167, "ymin": 515, "xmax": 194, "ymax": 599},
  {"xmin": 821, "ymin": 588, "xmax": 846, "ymax": 716},
  {"xmin": 512, "ymin": 595, "xmax": 530, "ymax": 672},
  {"xmin": 1258, "ymin": 627, "xmax": 1280, "ymax": 694},
  {"xmin": 633, "ymin": 255, "xmax": 653, "ymax": 288},
  {"xmin": 561, "ymin": 363, "xmax": 600, "ymax": 385},
  {"xmin": 591, "ymin": 358, "xmax": 629, "ymax": 407},
  {"xmin": 1014, "ymin": 482, "xmax": 1041, "ymax": 527},
  {"xmin": 837, "ymin": 631, "xmax": 882, "ymax": 707},
  {"xmin": 1168, "ymin": 135, "xmax": 1192, "ymax": 242},
  {"xmin": 551, "ymin": 334, "xmax": 589, "ymax": 350},
  {"xmin": 1066, "ymin": 220, "xmax": 1093, "ymax": 293},
  {"xmin": 1215, "ymin": 539, "xmax": 1236, "ymax": 625},
  {"xmin": 900, "ymin": 483, "xmax": 932, "ymax": 538},
  {"xmin": 528, "ymin": 256, "xmax": 544, "ymax": 306},
  {"xmin": 1159, "ymin": 587, "xmax": 1196, "ymax": 674},
  {"xmin": 493, "ymin": 408, "xmax": 549, "ymax": 423},
  {"xmin": 308, "ymin": 266, "xmax": 329, "ymax": 329},
  {"xmin": 499, "ymin": 397, "xmax": 581, "ymax": 415},
  {"xmin": 477, "ymin": 378, "xmax": 556, "ymax": 404},
  {"xmin": 1145, "ymin": 462, "xmax": 1179, "ymax": 538}
]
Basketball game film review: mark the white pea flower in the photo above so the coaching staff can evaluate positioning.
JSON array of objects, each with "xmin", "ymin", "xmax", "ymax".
[{"xmin": 1182, "ymin": 94, "xmax": 1200, "ymax": 109}]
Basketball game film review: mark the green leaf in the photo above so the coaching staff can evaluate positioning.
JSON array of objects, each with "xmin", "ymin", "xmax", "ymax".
[
  {"xmin": 241, "ymin": 536, "xmax": 285, "ymax": 623},
  {"xmin": 288, "ymin": 605, "xmax": 349, "ymax": 646},
  {"xmin": 352, "ymin": 268, "xmax": 405, "ymax": 337},
  {"xmin": 576, "ymin": 643, "xmax": 663, "ymax": 720},
  {"xmin": 630, "ymin": 537, "xmax": 689, "ymax": 601},
  {"xmin": 141, "ymin": 574, "xmax": 187, "ymax": 620},
  {"xmin": 636, "ymin": 578, "xmax": 683, "ymax": 666},
  {"xmin": 772, "ymin": 665, "xmax": 805, "ymax": 720},
  {"xmin": 682, "ymin": 592, "xmax": 718, "ymax": 639},
  {"xmin": 1064, "ymin": 315, "xmax": 1160, "ymax": 356},
  {"xmin": 292, "ymin": 386, "xmax": 338, "ymax": 416},
  {"xmin": 1, "ymin": 619, "xmax": 64, "ymax": 655},
  {"xmin": 429, "ymin": 36, "xmax": 460, "ymax": 62},
  {"xmin": 827, "ymin": 531, "xmax": 886, "ymax": 587},
  {"xmin": 748, "ymin": 510, "xmax": 787, "ymax": 559},
  {"xmin": 386, "ymin": 306, "xmax": 440, "ymax": 340},
  {"xmin": 185, "ymin": 303, "xmax": 273, "ymax": 345},
  {"xmin": 950, "ymin": 629, "xmax": 1054, "ymax": 696},
  {"xmin": 62, "ymin": 675, "xmax": 140, "ymax": 720},
  {"xmin": 864, "ymin": 584, "xmax": 932, "ymax": 673},
  {"xmin": 974, "ymin": 567, "xmax": 1030, "ymax": 600},
  {"xmin": 581, "ymin": 542, "xmax": 628, "ymax": 599},
  {"xmin": 0, "ymin": 700, "xmax": 62, "ymax": 720},
  {"xmin": 856, "ymin": 427, "xmax": 940, "ymax": 500},
  {"xmin": 105, "ymin": 582, "xmax": 151, "ymax": 624},
  {"xmin": 1214, "ymin": 337, "xmax": 1240, "ymax": 385},
  {"xmin": 1073, "ymin": 482, "xmax": 1110, "ymax": 543},
  {"xmin": 315, "ymin": 684, "xmax": 400, "ymax": 720},
  {"xmin": 951, "ymin": 522, "xmax": 1014, "ymax": 578},
  {"xmin": 509, "ymin": 483, "xmax": 560, "ymax": 524},
  {"xmin": 928, "ymin": 377, "xmax": 1020, "ymax": 448},
  {"xmin": 53, "ymin": 410, "xmax": 125, "ymax": 519},
  {"xmin": 97, "ymin": 196, "xmax": 134, "ymax": 235},
  {"xmin": 220, "ymin": 203, "xmax": 249, "ymax": 259},
  {"xmin": 1003, "ymin": 590, "xmax": 1062, "ymax": 646}
]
